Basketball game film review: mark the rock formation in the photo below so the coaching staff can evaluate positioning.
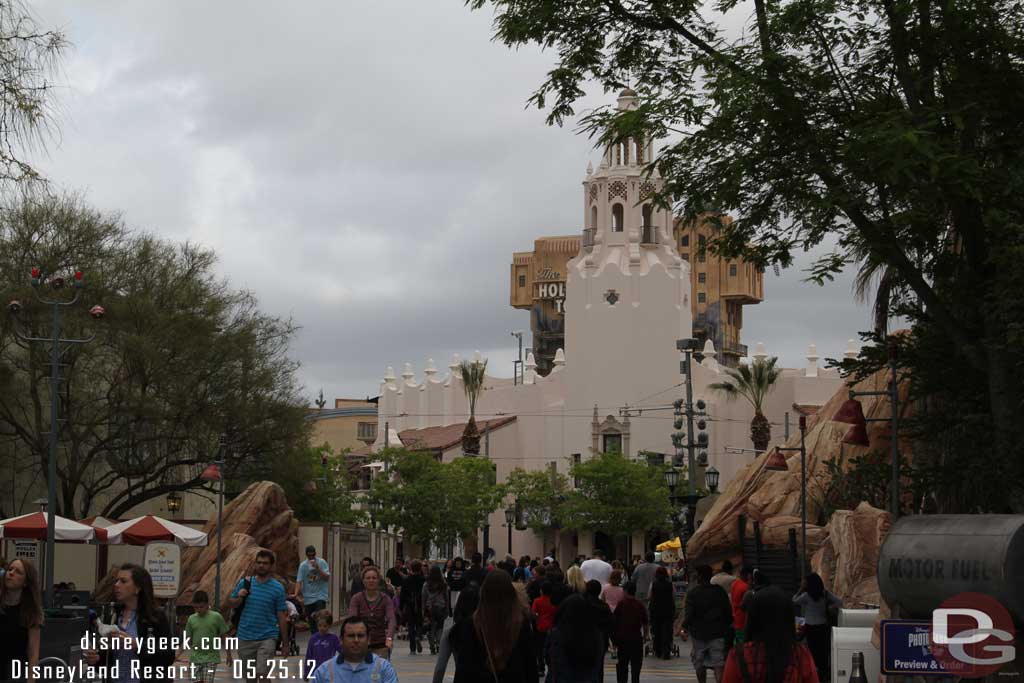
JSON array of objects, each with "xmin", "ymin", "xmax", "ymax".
[
  {"xmin": 687, "ymin": 364, "xmax": 910, "ymax": 604},
  {"xmin": 811, "ymin": 502, "xmax": 891, "ymax": 607},
  {"xmin": 179, "ymin": 481, "xmax": 300, "ymax": 610}
]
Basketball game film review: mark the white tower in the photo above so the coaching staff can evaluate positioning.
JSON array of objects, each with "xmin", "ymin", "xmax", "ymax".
[{"xmin": 561, "ymin": 88, "xmax": 693, "ymax": 457}]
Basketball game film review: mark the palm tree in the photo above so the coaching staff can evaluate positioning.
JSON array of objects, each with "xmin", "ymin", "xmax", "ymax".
[
  {"xmin": 708, "ymin": 356, "xmax": 782, "ymax": 453},
  {"xmin": 460, "ymin": 358, "xmax": 488, "ymax": 454}
]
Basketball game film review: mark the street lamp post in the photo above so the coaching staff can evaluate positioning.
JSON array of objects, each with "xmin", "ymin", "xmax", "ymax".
[
  {"xmin": 674, "ymin": 338, "xmax": 709, "ymax": 540},
  {"xmin": 9, "ymin": 267, "xmax": 102, "ymax": 608},
  {"xmin": 504, "ymin": 506, "xmax": 515, "ymax": 557},
  {"xmin": 764, "ymin": 416, "xmax": 809, "ymax": 579},
  {"xmin": 201, "ymin": 434, "xmax": 228, "ymax": 608}
]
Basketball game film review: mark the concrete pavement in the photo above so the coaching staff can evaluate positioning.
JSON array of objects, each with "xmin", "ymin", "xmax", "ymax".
[{"xmin": 197, "ymin": 625, "xmax": 700, "ymax": 681}]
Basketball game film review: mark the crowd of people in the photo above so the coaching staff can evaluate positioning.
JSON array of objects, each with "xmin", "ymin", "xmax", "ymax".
[{"xmin": 0, "ymin": 547, "xmax": 842, "ymax": 683}]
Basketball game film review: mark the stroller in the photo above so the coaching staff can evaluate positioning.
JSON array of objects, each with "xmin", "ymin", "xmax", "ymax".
[{"xmin": 276, "ymin": 597, "xmax": 302, "ymax": 656}]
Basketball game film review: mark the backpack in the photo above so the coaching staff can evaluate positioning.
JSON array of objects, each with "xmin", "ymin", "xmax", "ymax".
[{"xmin": 231, "ymin": 576, "xmax": 252, "ymax": 628}]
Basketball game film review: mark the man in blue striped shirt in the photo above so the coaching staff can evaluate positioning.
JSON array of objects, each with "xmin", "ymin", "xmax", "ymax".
[{"xmin": 228, "ymin": 549, "xmax": 289, "ymax": 682}]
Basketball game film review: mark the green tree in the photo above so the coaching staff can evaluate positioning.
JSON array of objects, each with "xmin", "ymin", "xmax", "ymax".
[
  {"xmin": 562, "ymin": 451, "xmax": 673, "ymax": 539},
  {"xmin": 505, "ymin": 466, "xmax": 571, "ymax": 533},
  {"xmin": 266, "ymin": 443, "xmax": 363, "ymax": 524},
  {"xmin": 0, "ymin": 192, "xmax": 308, "ymax": 518},
  {"xmin": 708, "ymin": 357, "xmax": 782, "ymax": 453},
  {"xmin": 460, "ymin": 358, "xmax": 487, "ymax": 454},
  {"xmin": 468, "ymin": 0, "xmax": 1024, "ymax": 511},
  {"xmin": 367, "ymin": 447, "xmax": 506, "ymax": 549}
]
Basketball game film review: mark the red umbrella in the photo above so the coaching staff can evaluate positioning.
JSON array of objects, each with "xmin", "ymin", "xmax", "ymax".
[
  {"xmin": 103, "ymin": 515, "xmax": 207, "ymax": 547},
  {"xmin": 0, "ymin": 512, "xmax": 108, "ymax": 542}
]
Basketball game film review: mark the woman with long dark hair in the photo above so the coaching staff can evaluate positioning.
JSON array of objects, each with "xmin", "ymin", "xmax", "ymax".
[
  {"xmin": 649, "ymin": 566, "xmax": 676, "ymax": 659},
  {"xmin": 0, "ymin": 558, "xmax": 43, "ymax": 680},
  {"xmin": 84, "ymin": 564, "xmax": 176, "ymax": 682},
  {"xmin": 545, "ymin": 591, "xmax": 604, "ymax": 682},
  {"xmin": 793, "ymin": 574, "xmax": 841, "ymax": 681},
  {"xmin": 723, "ymin": 587, "xmax": 819, "ymax": 683},
  {"xmin": 423, "ymin": 565, "xmax": 450, "ymax": 655},
  {"xmin": 450, "ymin": 570, "xmax": 536, "ymax": 682}
]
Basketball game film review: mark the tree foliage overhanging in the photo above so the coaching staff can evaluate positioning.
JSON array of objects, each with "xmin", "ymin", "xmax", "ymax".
[
  {"xmin": 468, "ymin": 0, "xmax": 1024, "ymax": 512},
  {"xmin": 0, "ymin": 191, "xmax": 310, "ymax": 518}
]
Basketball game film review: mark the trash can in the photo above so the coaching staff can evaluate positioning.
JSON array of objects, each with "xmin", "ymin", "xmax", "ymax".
[{"xmin": 39, "ymin": 610, "xmax": 88, "ymax": 664}]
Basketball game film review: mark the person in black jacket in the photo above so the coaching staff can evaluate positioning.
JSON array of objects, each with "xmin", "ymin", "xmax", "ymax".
[
  {"xmin": 682, "ymin": 565, "xmax": 733, "ymax": 683},
  {"xmin": 648, "ymin": 566, "xmax": 676, "ymax": 660},
  {"xmin": 401, "ymin": 559, "xmax": 426, "ymax": 654},
  {"xmin": 84, "ymin": 564, "xmax": 176, "ymax": 682}
]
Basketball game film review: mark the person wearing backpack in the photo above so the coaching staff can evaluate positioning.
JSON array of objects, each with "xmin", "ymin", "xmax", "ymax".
[
  {"xmin": 422, "ymin": 565, "xmax": 450, "ymax": 655},
  {"xmin": 311, "ymin": 616, "xmax": 397, "ymax": 683},
  {"xmin": 227, "ymin": 550, "xmax": 289, "ymax": 683}
]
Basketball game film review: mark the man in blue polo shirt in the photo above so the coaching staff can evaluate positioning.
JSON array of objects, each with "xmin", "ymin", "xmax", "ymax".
[
  {"xmin": 228, "ymin": 549, "xmax": 289, "ymax": 682},
  {"xmin": 313, "ymin": 616, "xmax": 398, "ymax": 683}
]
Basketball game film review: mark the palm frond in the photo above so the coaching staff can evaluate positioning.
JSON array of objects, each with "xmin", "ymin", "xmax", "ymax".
[
  {"xmin": 460, "ymin": 358, "xmax": 488, "ymax": 417},
  {"xmin": 708, "ymin": 357, "xmax": 781, "ymax": 413}
]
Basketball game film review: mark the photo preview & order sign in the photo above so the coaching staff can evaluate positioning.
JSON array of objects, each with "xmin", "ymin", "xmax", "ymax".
[
  {"xmin": 882, "ymin": 592, "xmax": 1018, "ymax": 678},
  {"xmin": 143, "ymin": 541, "xmax": 180, "ymax": 598}
]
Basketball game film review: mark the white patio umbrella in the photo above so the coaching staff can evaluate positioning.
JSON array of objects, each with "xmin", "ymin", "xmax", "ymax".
[{"xmin": 102, "ymin": 514, "xmax": 207, "ymax": 547}]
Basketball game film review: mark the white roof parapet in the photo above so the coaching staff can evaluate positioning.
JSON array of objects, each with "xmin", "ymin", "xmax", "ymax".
[
  {"xmin": 844, "ymin": 339, "xmax": 859, "ymax": 360},
  {"xmin": 525, "ymin": 352, "xmax": 537, "ymax": 385},
  {"xmin": 473, "ymin": 349, "xmax": 482, "ymax": 363},
  {"xmin": 701, "ymin": 339, "xmax": 720, "ymax": 372},
  {"xmin": 402, "ymin": 362, "xmax": 415, "ymax": 382},
  {"xmin": 806, "ymin": 343, "xmax": 819, "ymax": 377},
  {"xmin": 383, "ymin": 366, "xmax": 396, "ymax": 384},
  {"xmin": 553, "ymin": 348, "xmax": 566, "ymax": 368},
  {"xmin": 424, "ymin": 358, "xmax": 438, "ymax": 378},
  {"xmin": 753, "ymin": 341, "xmax": 768, "ymax": 362}
]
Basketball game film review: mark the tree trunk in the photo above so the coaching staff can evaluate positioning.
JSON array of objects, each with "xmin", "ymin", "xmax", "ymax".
[
  {"xmin": 461, "ymin": 416, "xmax": 481, "ymax": 455},
  {"xmin": 750, "ymin": 411, "xmax": 771, "ymax": 453}
]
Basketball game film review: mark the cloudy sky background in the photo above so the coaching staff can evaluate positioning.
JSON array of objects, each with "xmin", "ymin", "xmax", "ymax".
[{"xmin": 30, "ymin": 1, "xmax": 869, "ymax": 403}]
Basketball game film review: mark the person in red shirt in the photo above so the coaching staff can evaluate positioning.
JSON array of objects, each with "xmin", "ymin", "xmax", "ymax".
[
  {"xmin": 723, "ymin": 587, "xmax": 819, "ymax": 683},
  {"xmin": 531, "ymin": 581, "xmax": 557, "ymax": 675},
  {"xmin": 730, "ymin": 565, "xmax": 753, "ymax": 644}
]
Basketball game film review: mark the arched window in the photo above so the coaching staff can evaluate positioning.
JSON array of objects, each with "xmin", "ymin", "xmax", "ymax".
[
  {"xmin": 591, "ymin": 205, "xmax": 598, "ymax": 230},
  {"xmin": 611, "ymin": 203, "xmax": 624, "ymax": 232},
  {"xmin": 641, "ymin": 204, "xmax": 654, "ymax": 243}
]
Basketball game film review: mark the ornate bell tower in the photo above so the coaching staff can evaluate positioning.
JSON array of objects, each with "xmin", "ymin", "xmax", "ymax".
[{"xmin": 562, "ymin": 88, "xmax": 693, "ymax": 457}]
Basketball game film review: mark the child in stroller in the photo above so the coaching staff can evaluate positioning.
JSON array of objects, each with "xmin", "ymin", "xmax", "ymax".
[{"xmin": 276, "ymin": 597, "xmax": 302, "ymax": 656}]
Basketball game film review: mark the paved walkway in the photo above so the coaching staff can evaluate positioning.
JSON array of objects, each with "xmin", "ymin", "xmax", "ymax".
[{"xmin": 197, "ymin": 626, "xmax": 698, "ymax": 681}]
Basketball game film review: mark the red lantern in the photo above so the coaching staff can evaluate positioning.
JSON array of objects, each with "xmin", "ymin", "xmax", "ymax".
[
  {"xmin": 833, "ymin": 398, "xmax": 865, "ymax": 424},
  {"xmin": 842, "ymin": 422, "xmax": 871, "ymax": 446},
  {"xmin": 764, "ymin": 449, "xmax": 789, "ymax": 472}
]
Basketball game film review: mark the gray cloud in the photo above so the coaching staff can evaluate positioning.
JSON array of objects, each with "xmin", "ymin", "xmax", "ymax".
[{"xmin": 30, "ymin": 0, "xmax": 870, "ymax": 403}]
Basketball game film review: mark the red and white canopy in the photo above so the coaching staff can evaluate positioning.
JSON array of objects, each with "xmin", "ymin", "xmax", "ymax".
[
  {"xmin": 102, "ymin": 515, "xmax": 207, "ymax": 547},
  {"xmin": 0, "ymin": 512, "xmax": 108, "ymax": 542}
]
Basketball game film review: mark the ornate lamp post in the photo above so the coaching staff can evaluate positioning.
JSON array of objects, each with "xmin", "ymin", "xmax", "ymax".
[
  {"xmin": 504, "ymin": 506, "xmax": 516, "ymax": 557},
  {"xmin": 9, "ymin": 266, "xmax": 102, "ymax": 608}
]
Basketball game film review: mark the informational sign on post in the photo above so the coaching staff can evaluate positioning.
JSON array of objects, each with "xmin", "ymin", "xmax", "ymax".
[
  {"xmin": 143, "ymin": 541, "xmax": 180, "ymax": 598},
  {"xmin": 13, "ymin": 541, "xmax": 38, "ymax": 560}
]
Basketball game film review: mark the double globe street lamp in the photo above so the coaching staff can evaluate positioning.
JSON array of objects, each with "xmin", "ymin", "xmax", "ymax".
[{"xmin": 664, "ymin": 465, "xmax": 720, "ymax": 546}]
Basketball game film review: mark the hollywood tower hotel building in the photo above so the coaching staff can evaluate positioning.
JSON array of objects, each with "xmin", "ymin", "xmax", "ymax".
[{"xmin": 371, "ymin": 90, "xmax": 845, "ymax": 559}]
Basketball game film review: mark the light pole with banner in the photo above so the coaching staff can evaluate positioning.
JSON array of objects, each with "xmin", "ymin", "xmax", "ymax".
[
  {"xmin": 8, "ymin": 266, "xmax": 103, "ymax": 608},
  {"xmin": 200, "ymin": 434, "xmax": 228, "ymax": 609}
]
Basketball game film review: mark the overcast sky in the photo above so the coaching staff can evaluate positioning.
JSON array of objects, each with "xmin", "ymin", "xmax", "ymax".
[{"xmin": 30, "ymin": 1, "xmax": 869, "ymax": 404}]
